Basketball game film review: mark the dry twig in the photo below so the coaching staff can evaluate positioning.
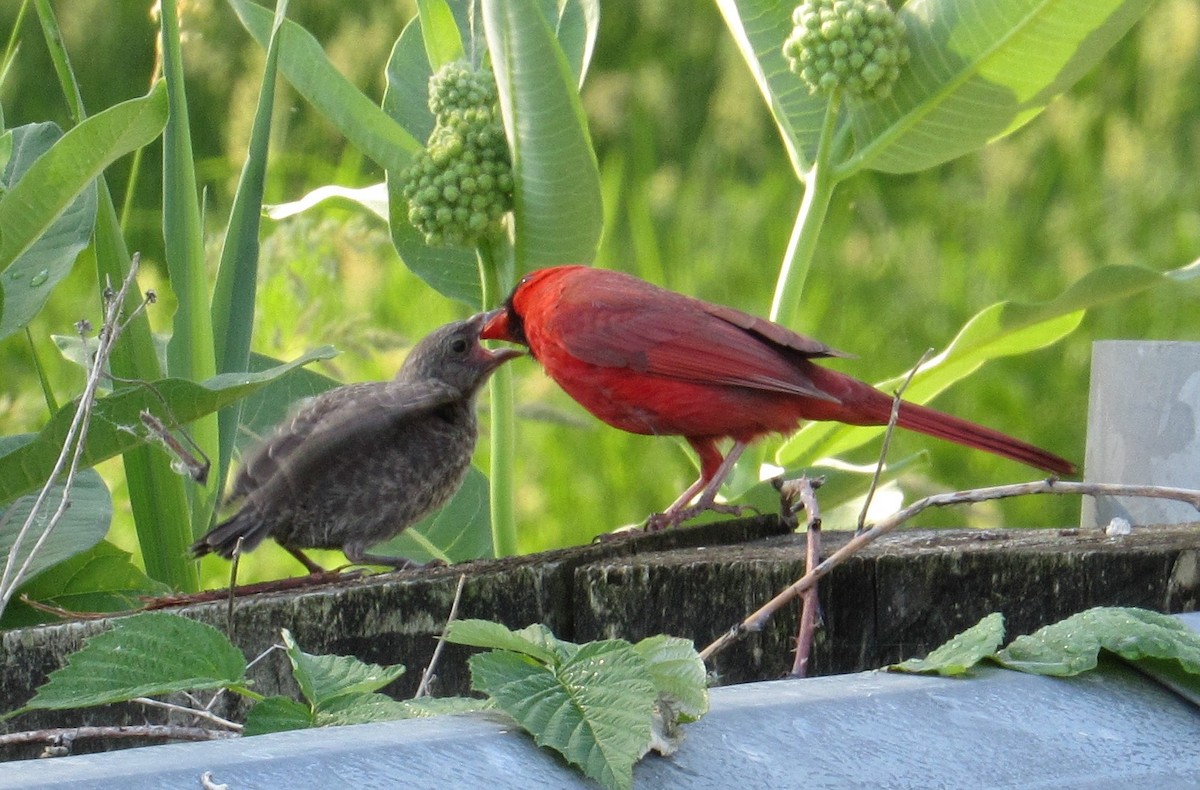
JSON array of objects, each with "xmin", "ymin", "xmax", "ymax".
[
  {"xmin": 699, "ymin": 479, "xmax": 1200, "ymax": 663},
  {"xmin": 415, "ymin": 574, "xmax": 468, "ymax": 698}
]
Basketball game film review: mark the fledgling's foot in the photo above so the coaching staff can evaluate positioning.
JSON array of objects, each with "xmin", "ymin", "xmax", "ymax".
[{"xmin": 643, "ymin": 502, "xmax": 758, "ymax": 532}]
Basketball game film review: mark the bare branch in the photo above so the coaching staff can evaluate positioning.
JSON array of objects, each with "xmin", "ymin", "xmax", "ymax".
[
  {"xmin": 133, "ymin": 697, "xmax": 243, "ymax": 732},
  {"xmin": 415, "ymin": 574, "xmax": 468, "ymax": 698},
  {"xmin": 0, "ymin": 255, "xmax": 147, "ymax": 615},
  {"xmin": 699, "ymin": 479, "xmax": 1200, "ymax": 663},
  {"xmin": 0, "ymin": 724, "xmax": 235, "ymax": 750}
]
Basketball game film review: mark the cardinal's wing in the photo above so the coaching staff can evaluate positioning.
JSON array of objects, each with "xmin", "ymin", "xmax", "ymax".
[{"xmin": 550, "ymin": 270, "xmax": 847, "ymax": 400}]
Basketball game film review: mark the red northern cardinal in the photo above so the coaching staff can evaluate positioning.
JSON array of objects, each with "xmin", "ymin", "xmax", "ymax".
[{"xmin": 481, "ymin": 265, "xmax": 1075, "ymax": 528}]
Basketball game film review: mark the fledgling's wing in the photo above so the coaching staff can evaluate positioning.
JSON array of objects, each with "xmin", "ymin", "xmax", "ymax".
[{"xmin": 228, "ymin": 379, "xmax": 462, "ymax": 507}]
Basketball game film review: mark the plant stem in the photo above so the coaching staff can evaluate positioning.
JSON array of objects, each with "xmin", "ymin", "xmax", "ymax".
[
  {"xmin": 768, "ymin": 92, "xmax": 842, "ymax": 326},
  {"xmin": 479, "ymin": 235, "xmax": 519, "ymax": 557}
]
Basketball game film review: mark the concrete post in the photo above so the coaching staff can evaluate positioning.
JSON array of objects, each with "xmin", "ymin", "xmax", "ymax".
[{"xmin": 1082, "ymin": 340, "xmax": 1200, "ymax": 529}]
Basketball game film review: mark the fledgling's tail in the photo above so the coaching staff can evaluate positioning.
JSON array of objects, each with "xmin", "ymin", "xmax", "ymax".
[{"xmin": 190, "ymin": 508, "xmax": 271, "ymax": 559}]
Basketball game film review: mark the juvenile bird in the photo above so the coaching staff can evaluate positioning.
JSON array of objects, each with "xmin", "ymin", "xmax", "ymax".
[
  {"xmin": 192, "ymin": 314, "xmax": 521, "ymax": 572},
  {"xmin": 481, "ymin": 265, "xmax": 1075, "ymax": 528}
]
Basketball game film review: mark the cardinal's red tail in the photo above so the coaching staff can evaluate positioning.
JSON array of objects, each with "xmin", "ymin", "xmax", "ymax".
[
  {"xmin": 809, "ymin": 368, "xmax": 1077, "ymax": 476},
  {"xmin": 893, "ymin": 399, "xmax": 1076, "ymax": 476}
]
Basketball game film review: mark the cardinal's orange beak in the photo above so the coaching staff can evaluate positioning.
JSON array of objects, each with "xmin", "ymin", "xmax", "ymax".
[{"xmin": 479, "ymin": 307, "xmax": 512, "ymax": 341}]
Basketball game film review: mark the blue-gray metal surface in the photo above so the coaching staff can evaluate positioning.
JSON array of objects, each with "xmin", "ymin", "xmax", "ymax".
[{"xmin": 6, "ymin": 616, "xmax": 1200, "ymax": 789}]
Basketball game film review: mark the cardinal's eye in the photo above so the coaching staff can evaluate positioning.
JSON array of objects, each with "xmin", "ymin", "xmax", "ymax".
[{"xmin": 450, "ymin": 337, "xmax": 469, "ymax": 354}]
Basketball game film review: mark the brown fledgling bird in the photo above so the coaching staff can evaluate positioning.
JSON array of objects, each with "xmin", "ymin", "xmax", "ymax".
[{"xmin": 191, "ymin": 314, "xmax": 521, "ymax": 573}]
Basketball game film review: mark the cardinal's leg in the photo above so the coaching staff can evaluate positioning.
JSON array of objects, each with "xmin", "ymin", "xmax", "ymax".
[{"xmin": 647, "ymin": 439, "xmax": 754, "ymax": 530}]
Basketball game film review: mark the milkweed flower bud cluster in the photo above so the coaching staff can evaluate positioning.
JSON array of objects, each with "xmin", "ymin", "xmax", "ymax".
[
  {"xmin": 783, "ymin": 0, "xmax": 909, "ymax": 100},
  {"xmin": 402, "ymin": 61, "xmax": 514, "ymax": 247}
]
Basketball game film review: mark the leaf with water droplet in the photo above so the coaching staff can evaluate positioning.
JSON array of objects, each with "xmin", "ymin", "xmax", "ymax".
[
  {"xmin": 891, "ymin": 612, "xmax": 1006, "ymax": 676},
  {"xmin": 997, "ymin": 607, "xmax": 1200, "ymax": 679}
]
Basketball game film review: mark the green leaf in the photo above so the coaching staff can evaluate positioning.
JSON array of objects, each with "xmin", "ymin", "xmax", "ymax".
[
  {"xmin": 383, "ymin": 19, "xmax": 481, "ymax": 307},
  {"xmin": 631, "ymin": 635, "xmax": 709, "ymax": 721},
  {"xmin": 445, "ymin": 619, "xmax": 566, "ymax": 666},
  {"xmin": 282, "ymin": 629, "xmax": 405, "ymax": 710},
  {"xmin": 470, "ymin": 640, "xmax": 656, "ymax": 790},
  {"xmin": 845, "ymin": 0, "xmax": 1155, "ymax": 174},
  {"xmin": 234, "ymin": 352, "xmax": 340, "ymax": 457},
  {"xmin": 0, "ymin": 81, "xmax": 166, "ymax": 272},
  {"xmin": 483, "ymin": 0, "xmax": 604, "ymax": 271},
  {"xmin": 16, "ymin": 612, "xmax": 247, "ymax": 714},
  {"xmin": 371, "ymin": 465, "xmax": 493, "ymax": 565},
  {"xmin": 314, "ymin": 692, "xmax": 445, "ymax": 727},
  {"xmin": 0, "ymin": 123, "xmax": 97, "ymax": 342},
  {"xmin": 893, "ymin": 612, "xmax": 1007, "ymax": 676},
  {"xmin": 0, "ymin": 347, "xmax": 337, "ymax": 504},
  {"xmin": 211, "ymin": 0, "xmax": 289, "ymax": 509},
  {"xmin": 997, "ymin": 607, "xmax": 1200, "ymax": 676},
  {"xmin": 778, "ymin": 262, "xmax": 1183, "ymax": 467},
  {"xmin": 415, "ymin": 0, "xmax": 464, "ymax": 70},
  {"xmin": 243, "ymin": 695, "xmax": 315, "ymax": 736},
  {"xmin": 225, "ymin": 0, "xmax": 420, "ymax": 173},
  {"xmin": 555, "ymin": 0, "xmax": 601, "ymax": 87},
  {"xmin": 0, "ymin": 436, "xmax": 112, "ymax": 592},
  {"xmin": 1, "ymin": 541, "xmax": 170, "ymax": 629},
  {"xmin": 715, "ymin": 0, "xmax": 828, "ymax": 175}
]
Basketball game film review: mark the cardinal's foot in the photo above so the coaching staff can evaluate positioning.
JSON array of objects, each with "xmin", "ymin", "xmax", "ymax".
[{"xmin": 644, "ymin": 502, "xmax": 758, "ymax": 531}]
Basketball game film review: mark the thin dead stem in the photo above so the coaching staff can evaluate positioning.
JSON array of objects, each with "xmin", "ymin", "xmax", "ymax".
[{"xmin": 415, "ymin": 574, "xmax": 468, "ymax": 698}]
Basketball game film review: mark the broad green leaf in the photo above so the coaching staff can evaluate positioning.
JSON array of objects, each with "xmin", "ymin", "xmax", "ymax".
[
  {"xmin": 0, "ymin": 81, "xmax": 166, "ymax": 272},
  {"xmin": 446, "ymin": 619, "xmax": 564, "ymax": 666},
  {"xmin": 0, "ymin": 435, "xmax": 111, "ymax": 593},
  {"xmin": 244, "ymin": 695, "xmax": 314, "ymax": 735},
  {"xmin": 778, "ymin": 262, "xmax": 1189, "ymax": 467},
  {"xmin": 715, "ymin": 0, "xmax": 828, "ymax": 175},
  {"xmin": 470, "ymin": 640, "xmax": 656, "ymax": 790},
  {"xmin": 282, "ymin": 629, "xmax": 405, "ymax": 709},
  {"xmin": 0, "ymin": 123, "xmax": 97, "ymax": 342},
  {"xmin": 997, "ymin": 607, "xmax": 1200, "ymax": 676},
  {"xmin": 14, "ymin": 612, "xmax": 247, "ymax": 714},
  {"xmin": 555, "ymin": 0, "xmax": 601, "ymax": 87},
  {"xmin": 632, "ymin": 635, "xmax": 709, "ymax": 721},
  {"xmin": 383, "ymin": 19, "xmax": 482, "ymax": 307},
  {"xmin": 1, "ymin": 541, "xmax": 169, "ymax": 629},
  {"xmin": 845, "ymin": 0, "xmax": 1155, "ymax": 174},
  {"xmin": 313, "ymin": 692, "xmax": 458, "ymax": 727},
  {"xmin": 0, "ymin": 347, "xmax": 337, "ymax": 504},
  {"xmin": 225, "ymin": 0, "xmax": 420, "ymax": 173},
  {"xmin": 483, "ymin": 0, "xmax": 604, "ymax": 271},
  {"xmin": 372, "ymin": 465, "xmax": 493, "ymax": 565},
  {"xmin": 415, "ymin": 0, "xmax": 464, "ymax": 70},
  {"xmin": 892, "ymin": 612, "xmax": 1007, "ymax": 676}
]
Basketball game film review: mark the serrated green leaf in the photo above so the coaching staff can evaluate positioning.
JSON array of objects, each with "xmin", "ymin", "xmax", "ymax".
[
  {"xmin": 778, "ymin": 263, "xmax": 1181, "ymax": 466},
  {"xmin": 395, "ymin": 695, "xmax": 494, "ymax": 718},
  {"xmin": 445, "ymin": 619, "xmax": 565, "ymax": 666},
  {"xmin": 997, "ymin": 607, "xmax": 1200, "ymax": 676},
  {"xmin": 371, "ymin": 465, "xmax": 493, "ymax": 565},
  {"xmin": 847, "ymin": 0, "xmax": 1154, "ymax": 174},
  {"xmin": 312, "ymin": 691, "xmax": 483, "ymax": 727},
  {"xmin": 225, "ymin": 0, "xmax": 420, "ymax": 172},
  {"xmin": 0, "ymin": 82, "xmax": 166, "ymax": 272},
  {"xmin": 243, "ymin": 695, "xmax": 314, "ymax": 736},
  {"xmin": 0, "ymin": 123, "xmax": 97, "ymax": 342},
  {"xmin": 470, "ymin": 640, "xmax": 656, "ymax": 790},
  {"xmin": 0, "ymin": 435, "xmax": 111, "ymax": 590},
  {"xmin": 2, "ymin": 541, "xmax": 168, "ymax": 629},
  {"xmin": 17, "ymin": 613, "xmax": 247, "ymax": 714},
  {"xmin": 632, "ymin": 635, "xmax": 709, "ymax": 721},
  {"xmin": 0, "ymin": 346, "xmax": 337, "ymax": 504},
  {"xmin": 483, "ymin": 0, "xmax": 603, "ymax": 272},
  {"xmin": 282, "ymin": 629, "xmax": 405, "ymax": 710},
  {"xmin": 893, "ymin": 612, "xmax": 1007, "ymax": 676}
]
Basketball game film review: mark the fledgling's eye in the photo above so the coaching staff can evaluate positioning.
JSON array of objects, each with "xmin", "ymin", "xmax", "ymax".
[{"xmin": 450, "ymin": 337, "xmax": 469, "ymax": 354}]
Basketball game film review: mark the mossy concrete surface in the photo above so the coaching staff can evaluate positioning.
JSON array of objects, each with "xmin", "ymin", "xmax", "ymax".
[{"xmin": 2, "ymin": 517, "xmax": 1197, "ymax": 761}]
